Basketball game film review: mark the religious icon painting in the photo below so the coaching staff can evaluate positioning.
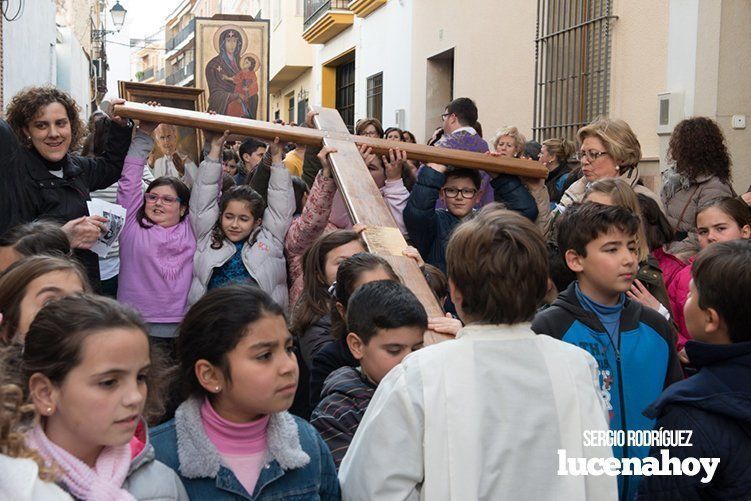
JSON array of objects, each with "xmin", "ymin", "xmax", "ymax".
[
  {"xmin": 194, "ymin": 16, "xmax": 270, "ymax": 121},
  {"xmin": 118, "ymin": 81, "xmax": 206, "ymax": 188}
]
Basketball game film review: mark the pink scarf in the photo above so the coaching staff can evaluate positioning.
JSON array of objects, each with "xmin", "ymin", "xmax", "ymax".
[{"xmin": 26, "ymin": 425, "xmax": 136, "ymax": 501}]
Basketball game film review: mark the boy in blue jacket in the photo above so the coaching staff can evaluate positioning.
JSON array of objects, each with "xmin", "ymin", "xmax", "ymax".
[
  {"xmin": 404, "ymin": 163, "xmax": 537, "ymax": 273},
  {"xmin": 637, "ymin": 239, "xmax": 751, "ymax": 500},
  {"xmin": 532, "ymin": 202, "xmax": 682, "ymax": 500}
]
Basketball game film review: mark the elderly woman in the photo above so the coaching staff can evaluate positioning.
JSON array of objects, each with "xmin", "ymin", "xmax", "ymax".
[
  {"xmin": 555, "ymin": 117, "xmax": 663, "ymax": 213},
  {"xmin": 1, "ymin": 86, "xmax": 132, "ymax": 289},
  {"xmin": 661, "ymin": 117, "xmax": 735, "ymax": 257},
  {"xmin": 491, "ymin": 126, "xmax": 526, "ymax": 158}
]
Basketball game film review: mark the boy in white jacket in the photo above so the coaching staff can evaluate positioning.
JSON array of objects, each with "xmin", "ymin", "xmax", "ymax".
[{"xmin": 339, "ymin": 206, "xmax": 617, "ymax": 500}]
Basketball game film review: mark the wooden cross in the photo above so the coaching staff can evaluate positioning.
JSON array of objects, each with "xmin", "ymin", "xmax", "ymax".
[{"xmin": 113, "ymin": 102, "xmax": 546, "ymax": 344}]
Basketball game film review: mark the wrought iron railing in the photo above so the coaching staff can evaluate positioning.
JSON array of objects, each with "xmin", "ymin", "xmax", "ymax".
[
  {"xmin": 166, "ymin": 61, "xmax": 195, "ymax": 86},
  {"xmin": 533, "ymin": 0, "xmax": 618, "ymax": 141},
  {"xmin": 166, "ymin": 18, "xmax": 195, "ymax": 52},
  {"xmin": 138, "ymin": 67, "xmax": 155, "ymax": 81},
  {"xmin": 303, "ymin": 0, "xmax": 349, "ymax": 31}
]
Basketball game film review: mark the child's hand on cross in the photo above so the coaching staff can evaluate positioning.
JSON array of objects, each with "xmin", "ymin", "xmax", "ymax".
[
  {"xmin": 268, "ymin": 137, "xmax": 284, "ymax": 163},
  {"xmin": 383, "ymin": 148, "xmax": 407, "ymax": 181}
]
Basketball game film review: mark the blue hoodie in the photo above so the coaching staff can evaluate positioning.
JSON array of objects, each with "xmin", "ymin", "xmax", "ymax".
[
  {"xmin": 636, "ymin": 340, "xmax": 751, "ymax": 500},
  {"xmin": 532, "ymin": 282, "xmax": 683, "ymax": 500}
]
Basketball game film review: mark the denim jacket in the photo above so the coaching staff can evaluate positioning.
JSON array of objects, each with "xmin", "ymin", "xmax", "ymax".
[{"xmin": 149, "ymin": 398, "xmax": 341, "ymax": 500}]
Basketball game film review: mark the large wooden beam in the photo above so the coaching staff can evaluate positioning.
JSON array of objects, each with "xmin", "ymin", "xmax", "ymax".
[
  {"xmin": 309, "ymin": 106, "xmax": 450, "ymax": 345},
  {"xmin": 113, "ymin": 102, "xmax": 547, "ymax": 178}
]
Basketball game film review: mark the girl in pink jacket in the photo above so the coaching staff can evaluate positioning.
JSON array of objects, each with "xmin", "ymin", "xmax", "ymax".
[{"xmin": 117, "ymin": 121, "xmax": 228, "ymax": 341}]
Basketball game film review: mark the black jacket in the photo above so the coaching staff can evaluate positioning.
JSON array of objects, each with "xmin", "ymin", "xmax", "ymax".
[
  {"xmin": 309, "ymin": 333, "xmax": 358, "ymax": 411},
  {"xmin": 404, "ymin": 166, "xmax": 538, "ymax": 273},
  {"xmin": 0, "ymin": 118, "xmax": 133, "ymax": 287},
  {"xmin": 636, "ymin": 340, "xmax": 751, "ymax": 500}
]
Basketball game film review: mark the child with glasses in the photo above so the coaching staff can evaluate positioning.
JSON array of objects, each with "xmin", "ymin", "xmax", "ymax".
[
  {"xmin": 404, "ymin": 165, "xmax": 481, "ymax": 273},
  {"xmin": 404, "ymin": 161, "xmax": 537, "ymax": 273},
  {"xmin": 116, "ymin": 111, "xmax": 230, "ymax": 346}
]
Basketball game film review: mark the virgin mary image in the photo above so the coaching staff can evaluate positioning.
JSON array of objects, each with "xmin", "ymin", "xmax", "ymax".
[{"xmin": 205, "ymin": 26, "xmax": 260, "ymax": 119}]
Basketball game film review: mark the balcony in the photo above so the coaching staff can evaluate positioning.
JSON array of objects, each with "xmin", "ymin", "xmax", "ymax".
[
  {"xmin": 155, "ymin": 68, "xmax": 165, "ymax": 82},
  {"xmin": 166, "ymin": 18, "xmax": 195, "ymax": 54},
  {"xmin": 166, "ymin": 61, "xmax": 195, "ymax": 86},
  {"xmin": 137, "ymin": 67, "xmax": 155, "ymax": 82},
  {"xmin": 302, "ymin": 0, "xmax": 354, "ymax": 44},
  {"xmin": 347, "ymin": 0, "xmax": 386, "ymax": 17}
]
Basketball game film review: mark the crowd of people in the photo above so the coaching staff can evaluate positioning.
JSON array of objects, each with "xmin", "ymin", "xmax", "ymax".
[{"xmin": 0, "ymin": 85, "xmax": 749, "ymax": 501}]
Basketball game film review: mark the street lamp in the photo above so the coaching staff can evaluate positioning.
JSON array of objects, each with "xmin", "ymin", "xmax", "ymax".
[{"xmin": 109, "ymin": 1, "xmax": 127, "ymax": 32}]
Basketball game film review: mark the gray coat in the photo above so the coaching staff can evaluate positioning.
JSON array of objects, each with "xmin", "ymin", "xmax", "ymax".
[
  {"xmin": 661, "ymin": 171, "xmax": 735, "ymax": 257},
  {"xmin": 187, "ymin": 157, "xmax": 295, "ymax": 310},
  {"xmin": 122, "ymin": 425, "xmax": 188, "ymax": 500}
]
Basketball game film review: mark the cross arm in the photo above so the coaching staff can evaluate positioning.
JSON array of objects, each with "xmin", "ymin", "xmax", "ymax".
[{"xmin": 113, "ymin": 102, "xmax": 548, "ymax": 178}]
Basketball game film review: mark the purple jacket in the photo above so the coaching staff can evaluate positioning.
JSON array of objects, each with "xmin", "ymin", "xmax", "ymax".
[
  {"xmin": 116, "ymin": 132, "xmax": 197, "ymax": 323},
  {"xmin": 432, "ymin": 129, "xmax": 493, "ymax": 209}
]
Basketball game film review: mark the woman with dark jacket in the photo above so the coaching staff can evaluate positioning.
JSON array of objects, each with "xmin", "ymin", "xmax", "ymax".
[
  {"xmin": 1, "ymin": 87, "xmax": 133, "ymax": 289},
  {"xmin": 540, "ymin": 137, "xmax": 576, "ymax": 207},
  {"xmin": 661, "ymin": 117, "xmax": 736, "ymax": 258}
]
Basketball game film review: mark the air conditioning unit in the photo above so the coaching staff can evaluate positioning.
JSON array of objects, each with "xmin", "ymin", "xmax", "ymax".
[
  {"xmin": 395, "ymin": 109, "xmax": 405, "ymax": 130},
  {"xmin": 657, "ymin": 92, "xmax": 684, "ymax": 135}
]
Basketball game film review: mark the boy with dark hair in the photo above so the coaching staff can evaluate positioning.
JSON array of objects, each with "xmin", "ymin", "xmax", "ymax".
[
  {"xmin": 239, "ymin": 137, "xmax": 267, "ymax": 180},
  {"xmin": 541, "ymin": 241, "xmax": 576, "ymax": 307},
  {"xmin": 340, "ymin": 208, "xmax": 616, "ymax": 499},
  {"xmin": 532, "ymin": 202, "xmax": 682, "ymax": 500},
  {"xmin": 637, "ymin": 240, "xmax": 751, "ymax": 500},
  {"xmin": 310, "ymin": 280, "xmax": 426, "ymax": 468},
  {"xmin": 405, "ymin": 163, "xmax": 537, "ymax": 273}
]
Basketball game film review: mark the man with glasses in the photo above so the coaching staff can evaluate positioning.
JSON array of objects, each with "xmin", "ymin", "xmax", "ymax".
[{"xmin": 430, "ymin": 97, "xmax": 494, "ymax": 209}]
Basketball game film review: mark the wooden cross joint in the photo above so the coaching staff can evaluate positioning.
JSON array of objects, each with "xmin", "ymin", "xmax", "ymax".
[{"xmin": 113, "ymin": 100, "xmax": 546, "ymax": 344}]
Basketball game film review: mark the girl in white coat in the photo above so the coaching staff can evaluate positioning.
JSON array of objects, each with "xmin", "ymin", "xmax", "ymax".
[{"xmin": 188, "ymin": 137, "xmax": 295, "ymax": 310}]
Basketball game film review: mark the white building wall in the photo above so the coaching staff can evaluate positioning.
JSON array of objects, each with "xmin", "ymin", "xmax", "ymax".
[
  {"xmin": 106, "ymin": 29, "xmax": 133, "ymax": 100},
  {"xmin": 56, "ymin": 27, "xmax": 92, "ymax": 118},
  {"xmin": 3, "ymin": 0, "xmax": 57, "ymax": 101},
  {"xmin": 357, "ymin": 0, "xmax": 412, "ymax": 130}
]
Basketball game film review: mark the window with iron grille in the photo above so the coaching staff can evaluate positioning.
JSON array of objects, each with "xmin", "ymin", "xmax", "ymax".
[
  {"xmin": 297, "ymin": 98, "xmax": 309, "ymax": 125},
  {"xmin": 366, "ymin": 72, "xmax": 383, "ymax": 123},
  {"xmin": 336, "ymin": 60, "xmax": 356, "ymax": 132},
  {"xmin": 288, "ymin": 95, "xmax": 295, "ymax": 124},
  {"xmin": 533, "ymin": 0, "xmax": 617, "ymax": 142}
]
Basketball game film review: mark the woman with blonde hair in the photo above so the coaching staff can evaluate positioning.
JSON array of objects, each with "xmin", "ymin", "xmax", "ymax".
[
  {"xmin": 491, "ymin": 126, "xmax": 526, "ymax": 158},
  {"xmin": 584, "ymin": 178, "xmax": 673, "ymax": 319},
  {"xmin": 556, "ymin": 117, "xmax": 664, "ymax": 213}
]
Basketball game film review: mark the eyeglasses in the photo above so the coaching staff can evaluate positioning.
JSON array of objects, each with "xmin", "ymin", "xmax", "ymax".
[
  {"xmin": 576, "ymin": 149, "xmax": 609, "ymax": 162},
  {"xmin": 441, "ymin": 112, "xmax": 452, "ymax": 120},
  {"xmin": 360, "ymin": 130, "xmax": 379, "ymax": 138},
  {"xmin": 145, "ymin": 193, "xmax": 181, "ymax": 205},
  {"xmin": 442, "ymin": 187, "xmax": 478, "ymax": 199}
]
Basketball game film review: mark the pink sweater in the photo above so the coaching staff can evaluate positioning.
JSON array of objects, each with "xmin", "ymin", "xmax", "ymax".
[
  {"xmin": 116, "ymin": 132, "xmax": 197, "ymax": 323},
  {"xmin": 328, "ymin": 178, "xmax": 410, "ymax": 235},
  {"xmin": 668, "ymin": 258, "xmax": 695, "ymax": 352},
  {"xmin": 201, "ymin": 399, "xmax": 269, "ymax": 496},
  {"xmin": 285, "ymin": 172, "xmax": 338, "ymax": 307}
]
